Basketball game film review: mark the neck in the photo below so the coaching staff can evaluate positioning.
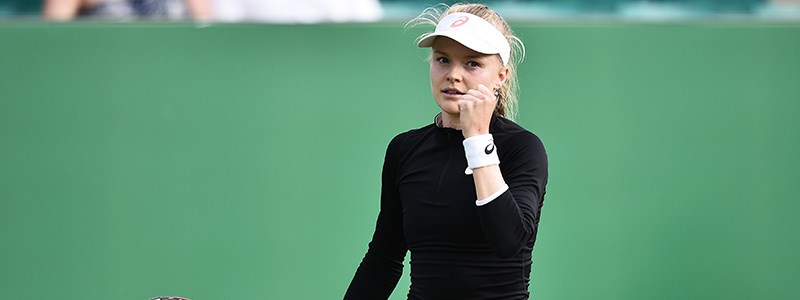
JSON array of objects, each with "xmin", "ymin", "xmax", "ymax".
[{"xmin": 438, "ymin": 111, "xmax": 462, "ymax": 130}]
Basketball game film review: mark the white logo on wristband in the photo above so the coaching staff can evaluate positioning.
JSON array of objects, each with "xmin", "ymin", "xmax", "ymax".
[{"xmin": 463, "ymin": 134, "xmax": 500, "ymax": 175}]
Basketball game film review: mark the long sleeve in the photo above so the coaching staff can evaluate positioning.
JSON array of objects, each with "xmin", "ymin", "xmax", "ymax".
[
  {"xmin": 477, "ymin": 132, "xmax": 548, "ymax": 258},
  {"xmin": 344, "ymin": 137, "xmax": 408, "ymax": 299}
]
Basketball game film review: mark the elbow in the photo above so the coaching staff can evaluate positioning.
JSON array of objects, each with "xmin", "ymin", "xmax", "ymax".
[
  {"xmin": 485, "ymin": 231, "xmax": 526, "ymax": 258},
  {"xmin": 491, "ymin": 241, "xmax": 524, "ymax": 258},
  {"xmin": 488, "ymin": 226, "xmax": 536, "ymax": 258}
]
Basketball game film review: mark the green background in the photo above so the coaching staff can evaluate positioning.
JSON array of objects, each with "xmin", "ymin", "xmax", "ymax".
[{"xmin": 1, "ymin": 21, "xmax": 799, "ymax": 299}]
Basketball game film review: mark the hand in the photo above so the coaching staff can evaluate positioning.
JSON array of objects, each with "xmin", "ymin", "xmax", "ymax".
[{"xmin": 458, "ymin": 84, "xmax": 497, "ymax": 138}]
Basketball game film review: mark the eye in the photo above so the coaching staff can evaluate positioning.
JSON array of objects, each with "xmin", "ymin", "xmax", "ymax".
[
  {"xmin": 435, "ymin": 56, "xmax": 450, "ymax": 64},
  {"xmin": 466, "ymin": 61, "xmax": 481, "ymax": 68}
]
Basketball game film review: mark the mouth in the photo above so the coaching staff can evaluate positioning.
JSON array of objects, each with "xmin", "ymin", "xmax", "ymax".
[{"xmin": 441, "ymin": 87, "xmax": 465, "ymax": 97}]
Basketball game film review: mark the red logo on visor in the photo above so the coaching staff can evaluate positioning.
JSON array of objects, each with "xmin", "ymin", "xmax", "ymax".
[{"xmin": 450, "ymin": 16, "xmax": 469, "ymax": 28}]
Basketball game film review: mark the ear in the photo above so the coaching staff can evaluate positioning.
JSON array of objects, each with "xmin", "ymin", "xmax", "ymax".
[{"xmin": 497, "ymin": 65, "xmax": 509, "ymax": 87}]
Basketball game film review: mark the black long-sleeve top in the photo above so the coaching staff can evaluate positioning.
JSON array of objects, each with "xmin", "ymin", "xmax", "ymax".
[{"xmin": 345, "ymin": 115, "xmax": 548, "ymax": 300}]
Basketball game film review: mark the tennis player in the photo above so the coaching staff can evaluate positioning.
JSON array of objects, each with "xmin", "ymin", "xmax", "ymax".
[{"xmin": 344, "ymin": 3, "xmax": 548, "ymax": 299}]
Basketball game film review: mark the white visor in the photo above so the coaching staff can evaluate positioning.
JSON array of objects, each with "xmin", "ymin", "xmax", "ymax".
[{"xmin": 418, "ymin": 12, "xmax": 511, "ymax": 65}]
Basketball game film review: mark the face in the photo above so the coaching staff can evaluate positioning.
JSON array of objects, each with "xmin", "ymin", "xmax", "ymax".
[{"xmin": 430, "ymin": 36, "xmax": 508, "ymax": 116}]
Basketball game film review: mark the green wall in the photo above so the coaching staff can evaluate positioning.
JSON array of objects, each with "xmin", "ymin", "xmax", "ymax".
[{"xmin": 1, "ymin": 21, "xmax": 799, "ymax": 299}]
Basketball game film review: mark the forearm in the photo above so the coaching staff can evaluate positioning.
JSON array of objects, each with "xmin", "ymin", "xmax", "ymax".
[
  {"xmin": 471, "ymin": 164, "xmax": 507, "ymax": 201},
  {"xmin": 467, "ymin": 133, "xmax": 545, "ymax": 258},
  {"xmin": 185, "ymin": 0, "xmax": 213, "ymax": 21},
  {"xmin": 43, "ymin": 0, "xmax": 82, "ymax": 21},
  {"xmin": 476, "ymin": 190, "xmax": 536, "ymax": 258}
]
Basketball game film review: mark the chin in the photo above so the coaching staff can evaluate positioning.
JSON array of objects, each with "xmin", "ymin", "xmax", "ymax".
[{"xmin": 435, "ymin": 100, "xmax": 460, "ymax": 116}]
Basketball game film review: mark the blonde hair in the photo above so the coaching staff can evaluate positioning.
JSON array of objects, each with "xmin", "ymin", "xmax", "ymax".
[{"xmin": 408, "ymin": 3, "xmax": 526, "ymax": 120}]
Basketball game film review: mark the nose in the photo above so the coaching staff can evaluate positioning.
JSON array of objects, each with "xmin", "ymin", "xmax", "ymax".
[{"xmin": 445, "ymin": 65, "xmax": 463, "ymax": 83}]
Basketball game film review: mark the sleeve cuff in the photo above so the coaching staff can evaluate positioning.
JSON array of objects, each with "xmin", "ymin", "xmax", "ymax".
[{"xmin": 475, "ymin": 184, "xmax": 509, "ymax": 206}]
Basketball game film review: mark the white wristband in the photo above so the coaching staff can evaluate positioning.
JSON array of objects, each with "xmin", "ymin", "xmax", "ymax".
[{"xmin": 463, "ymin": 134, "xmax": 500, "ymax": 175}]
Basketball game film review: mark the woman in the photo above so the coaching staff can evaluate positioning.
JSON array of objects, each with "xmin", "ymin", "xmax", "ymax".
[
  {"xmin": 43, "ymin": 0, "xmax": 212, "ymax": 21},
  {"xmin": 345, "ymin": 3, "xmax": 548, "ymax": 299}
]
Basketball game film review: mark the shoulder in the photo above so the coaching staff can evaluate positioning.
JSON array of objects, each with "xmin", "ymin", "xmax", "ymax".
[
  {"xmin": 381, "ymin": 123, "xmax": 437, "ymax": 177},
  {"xmin": 388, "ymin": 123, "xmax": 435, "ymax": 149},
  {"xmin": 491, "ymin": 116, "xmax": 545, "ymax": 152},
  {"xmin": 492, "ymin": 117, "xmax": 549, "ymax": 178},
  {"xmin": 385, "ymin": 123, "xmax": 436, "ymax": 158}
]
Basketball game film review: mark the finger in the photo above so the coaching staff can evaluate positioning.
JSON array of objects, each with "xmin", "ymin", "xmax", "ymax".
[
  {"xmin": 465, "ymin": 89, "xmax": 486, "ymax": 101},
  {"xmin": 460, "ymin": 93, "xmax": 480, "ymax": 102},
  {"xmin": 472, "ymin": 84, "xmax": 496, "ymax": 101},
  {"xmin": 459, "ymin": 98, "xmax": 478, "ymax": 110},
  {"xmin": 477, "ymin": 84, "xmax": 492, "ymax": 95},
  {"xmin": 478, "ymin": 85, "xmax": 499, "ymax": 103}
]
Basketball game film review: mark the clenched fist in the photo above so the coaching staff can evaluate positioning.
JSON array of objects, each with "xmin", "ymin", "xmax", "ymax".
[{"xmin": 458, "ymin": 84, "xmax": 497, "ymax": 138}]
